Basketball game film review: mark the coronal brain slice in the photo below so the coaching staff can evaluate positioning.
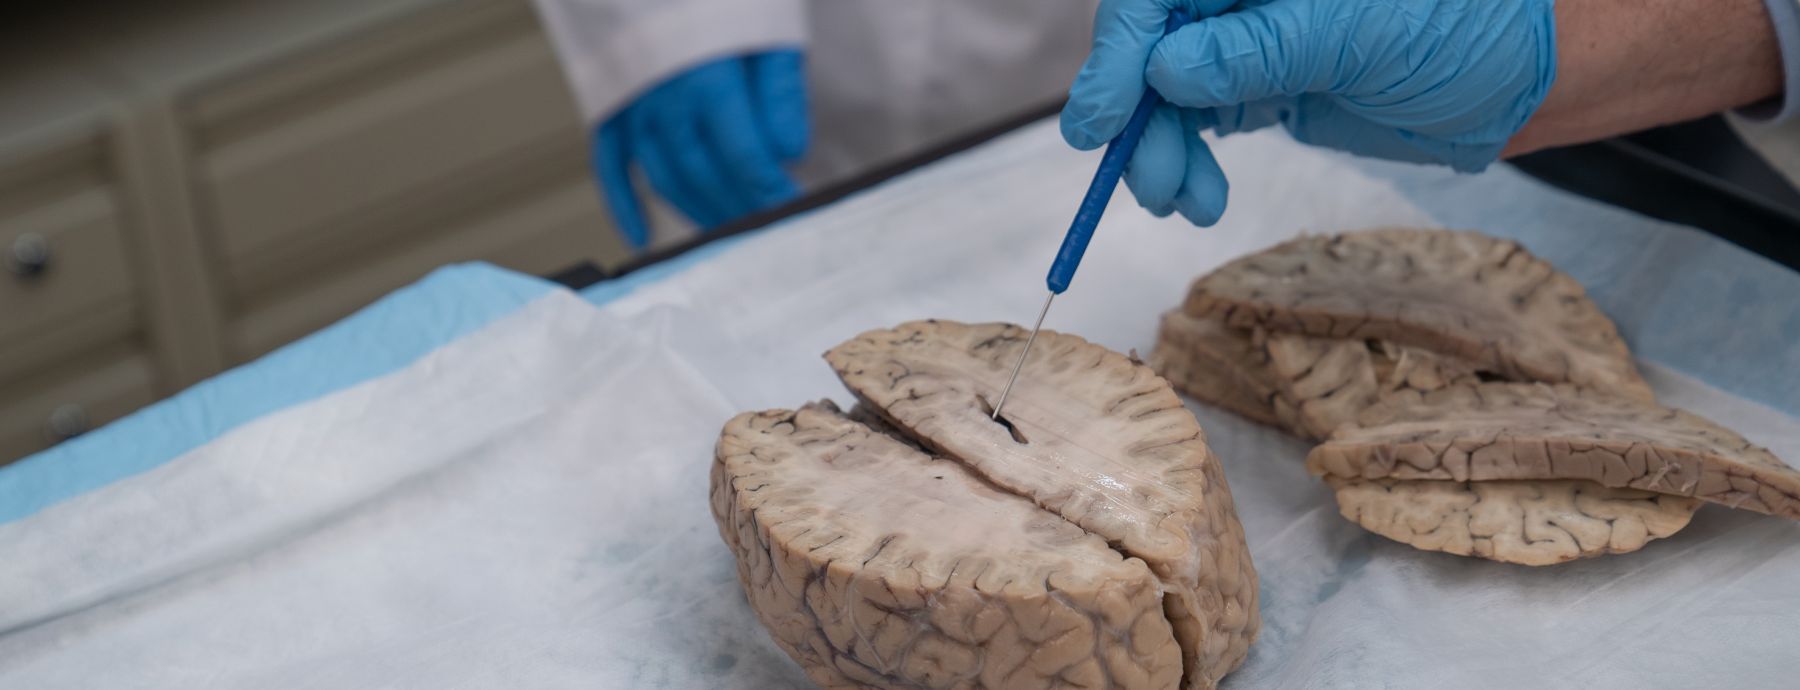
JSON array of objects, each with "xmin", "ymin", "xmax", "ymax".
[
  {"xmin": 1143, "ymin": 227, "xmax": 1796, "ymax": 565},
  {"xmin": 1309, "ymin": 383, "xmax": 1800, "ymax": 519},
  {"xmin": 1151, "ymin": 302, "xmax": 1703, "ymax": 564},
  {"xmin": 1327, "ymin": 477, "xmax": 1702, "ymax": 565},
  {"xmin": 1148, "ymin": 310, "xmax": 1285, "ymax": 429},
  {"xmin": 1151, "ymin": 309, "xmax": 1483, "ymax": 440},
  {"xmin": 1182, "ymin": 228, "xmax": 1654, "ymax": 402},
  {"xmin": 826, "ymin": 320, "xmax": 1258, "ymax": 690},
  {"xmin": 713, "ymin": 407, "xmax": 1185, "ymax": 689}
]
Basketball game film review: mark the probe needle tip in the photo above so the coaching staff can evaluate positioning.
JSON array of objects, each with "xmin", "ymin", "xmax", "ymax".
[{"xmin": 991, "ymin": 292, "xmax": 1055, "ymax": 421}]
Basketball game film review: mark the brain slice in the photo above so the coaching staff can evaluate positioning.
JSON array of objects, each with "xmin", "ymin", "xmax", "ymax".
[
  {"xmin": 1151, "ymin": 309, "xmax": 1485, "ymax": 441},
  {"xmin": 1148, "ymin": 311, "xmax": 1284, "ymax": 429},
  {"xmin": 1146, "ymin": 227, "xmax": 1793, "ymax": 564},
  {"xmin": 713, "ymin": 406, "xmax": 1185, "ymax": 689},
  {"xmin": 1309, "ymin": 383, "xmax": 1800, "ymax": 519},
  {"xmin": 1182, "ymin": 228, "xmax": 1653, "ymax": 402},
  {"xmin": 826, "ymin": 320, "xmax": 1259, "ymax": 690},
  {"xmin": 1327, "ymin": 477, "xmax": 1701, "ymax": 565}
]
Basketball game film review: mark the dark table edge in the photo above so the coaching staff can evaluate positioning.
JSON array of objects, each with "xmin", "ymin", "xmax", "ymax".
[
  {"xmin": 1507, "ymin": 117, "xmax": 1800, "ymax": 272},
  {"xmin": 554, "ymin": 111, "xmax": 1800, "ymax": 289},
  {"xmin": 548, "ymin": 101, "xmax": 1067, "ymax": 290}
]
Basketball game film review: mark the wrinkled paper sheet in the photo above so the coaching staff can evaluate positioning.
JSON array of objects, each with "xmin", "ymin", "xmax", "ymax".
[{"xmin": 4, "ymin": 122, "xmax": 1799, "ymax": 689}]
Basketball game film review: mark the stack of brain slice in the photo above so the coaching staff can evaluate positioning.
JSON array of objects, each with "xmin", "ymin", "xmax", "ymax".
[
  {"xmin": 712, "ymin": 320, "xmax": 1260, "ymax": 690},
  {"xmin": 1150, "ymin": 228, "xmax": 1795, "ymax": 565}
]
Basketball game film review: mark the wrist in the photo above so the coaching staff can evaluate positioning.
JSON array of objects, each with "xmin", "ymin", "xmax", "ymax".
[
  {"xmin": 1505, "ymin": 0, "xmax": 1783, "ymax": 156},
  {"xmin": 1740, "ymin": 0, "xmax": 1800, "ymax": 120}
]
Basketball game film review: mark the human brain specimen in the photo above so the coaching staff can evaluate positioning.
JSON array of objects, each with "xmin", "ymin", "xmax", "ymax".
[
  {"xmin": 1150, "ymin": 227, "xmax": 1791, "ymax": 565},
  {"xmin": 714, "ymin": 405, "xmax": 1183, "ymax": 689},
  {"xmin": 1326, "ymin": 477, "xmax": 1700, "ymax": 565},
  {"xmin": 1310, "ymin": 383, "xmax": 1800, "ymax": 519},
  {"xmin": 1181, "ymin": 228, "xmax": 1652, "ymax": 401},
  {"xmin": 712, "ymin": 321, "xmax": 1260, "ymax": 689},
  {"xmin": 1151, "ymin": 309, "xmax": 1483, "ymax": 441}
]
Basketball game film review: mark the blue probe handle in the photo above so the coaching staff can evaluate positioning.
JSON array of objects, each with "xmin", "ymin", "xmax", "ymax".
[{"xmin": 1047, "ymin": 11, "xmax": 1193, "ymax": 294}]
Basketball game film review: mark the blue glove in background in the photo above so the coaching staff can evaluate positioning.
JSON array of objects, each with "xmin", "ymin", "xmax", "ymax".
[
  {"xmin": 1063, "ymin": 0, "xmax": 1557, "ymax": 226},
  {"xmin": 593, "ymin": 50, "xmax": 809, "ymax": 249}
]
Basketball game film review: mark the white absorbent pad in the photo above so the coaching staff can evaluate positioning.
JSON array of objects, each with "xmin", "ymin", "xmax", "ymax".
[{"xmin": 4, "ymin": 122, "xmax": 1799, "ymax": 689}]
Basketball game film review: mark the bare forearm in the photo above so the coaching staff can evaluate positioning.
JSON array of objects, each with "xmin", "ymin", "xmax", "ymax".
[{"xmin": 1504, "ymin": 0, "xmax": 1784, "ymax": 156}]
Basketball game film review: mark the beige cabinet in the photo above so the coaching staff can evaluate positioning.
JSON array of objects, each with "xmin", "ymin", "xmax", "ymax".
[
  {"xmin": 0, "ymin": 144, "xmax": 141, "ymax": 387},
  {"xmin": 0, "ymin": 0, "xmax": 626, "ymax": 462},
  {"xmin": 0, "ymin": 48, "xmax": 159, "ymax": 462}
]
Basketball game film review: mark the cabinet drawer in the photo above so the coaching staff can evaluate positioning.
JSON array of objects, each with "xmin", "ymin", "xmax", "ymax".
[
  {"xmin": 228, "ymin": 174, "xmax": 614, "ymax": 361},
  {"xmin": 0, "ymin": 348, "xmax": 157, "ymax": 465},
  {"xmin": 0, "ymin": 151, "xmax": 138, "ymax": 384},
  {"xmin": 189, "ymin": 5, "xmax": 584, "ymax": 296}
]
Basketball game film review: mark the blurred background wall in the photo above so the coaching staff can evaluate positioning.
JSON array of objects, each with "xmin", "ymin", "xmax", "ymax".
[{"xmin": 0, "ymin": 0, "xmax": 628, "ymax": 461}]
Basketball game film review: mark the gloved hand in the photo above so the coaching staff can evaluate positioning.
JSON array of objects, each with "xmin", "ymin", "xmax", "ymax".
[
  {"xmin": 594, "ymin": 50, "xmax": 809, "ymax": 249},
  {"xmin": 1062, "ymin": 0, "xmax": 1557, "ymax": 226}
]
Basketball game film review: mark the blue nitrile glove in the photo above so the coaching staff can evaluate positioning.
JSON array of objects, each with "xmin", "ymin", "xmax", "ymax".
[
  {"xmin": 593, "ymin": 50, "xmax": 809, "ymax": 249},
  {"xmin": 1063, "ymin": 1, "xmax": 1238, "ymax": 226},
  {"xmin": 1063, "ymin": 0, "xmax": 1557, "ymax": 226}
]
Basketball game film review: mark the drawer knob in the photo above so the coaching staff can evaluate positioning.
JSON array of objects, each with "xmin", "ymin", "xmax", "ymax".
[
  {"xmin": 7, "ymin": 233, "xmax": 50, "ymax": 279},
  {"xmin": 47, "ymin": 403, "xmax": 89, "ymax": 441}
]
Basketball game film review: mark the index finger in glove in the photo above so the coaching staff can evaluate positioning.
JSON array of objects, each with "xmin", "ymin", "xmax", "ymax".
[
  {"xmin": 1061, "ymin": 0, "xmax": 1237, "ymax": 151},
  {"xmin": 1170, "ymin": 107, "xmax": 1229, "ymax": 226},
  {"xmin": 1122, "ymin": 103, "xmax": 1189, "ymax": 216}
]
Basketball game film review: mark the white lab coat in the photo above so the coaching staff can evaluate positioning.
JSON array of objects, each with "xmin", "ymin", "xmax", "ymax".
[
  {"xmin": 534, "ymin": 0, "xmax": 1800, "ymax": 246},
  {"xmin": 531, "ymin": 0, "xmax": 1097, "ymax": 245}
]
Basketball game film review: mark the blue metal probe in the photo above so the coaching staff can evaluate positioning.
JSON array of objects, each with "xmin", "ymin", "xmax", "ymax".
[{"xmin": 991, "ymin": 11, "xmax": 1194, "ymax": 421}]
